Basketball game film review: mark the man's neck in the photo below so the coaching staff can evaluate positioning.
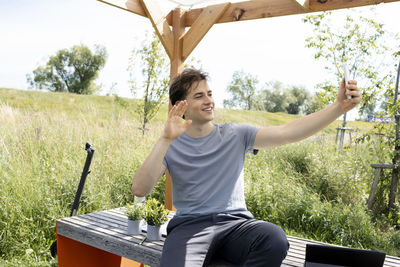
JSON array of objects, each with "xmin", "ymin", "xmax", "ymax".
[{"xmin": 185, "ymin": 121, "xmax": 214, "ymax": 138}]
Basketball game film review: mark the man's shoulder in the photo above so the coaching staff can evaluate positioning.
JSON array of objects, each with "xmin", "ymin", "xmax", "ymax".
[
  {"xmin": 216, "ymin": 122, "xmax": 245, "ymax": 130},
  {"xmin": 216, "ymin": 122, "xmax": 254, "ymax": 131},
  {"xmin": 215, "ymin": 123, "xmax": 258, "ymax": 138},
  {"xmin": 215, "ymin": 122, "xmax": 235, "ymax": 134}
]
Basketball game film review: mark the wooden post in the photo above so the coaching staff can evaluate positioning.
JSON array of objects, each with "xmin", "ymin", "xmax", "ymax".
[
  {"xmin": 170, "ymin": 8, "xmax": 185, "ymax": 79},
  {"xmin": 368, "ymin": 163, "xmax": 394, "ymax": 210},
  {"xmin": 368, "ymin": 167, "xmax": 382, "ymax": 209},
  {"xmin": 164, "ymin": 4, "xmax": 228, "ymax": 210},
  {"xmin": 338, "ymin": 112, "xmax": 347, "ymax": 151},
  {"xmin": 389, "ymin": 114, "xmax": 400, "ymax": 210},
  {"xmin": 165, "ymin": 8, "xmax": 186, "ymax": 211}
]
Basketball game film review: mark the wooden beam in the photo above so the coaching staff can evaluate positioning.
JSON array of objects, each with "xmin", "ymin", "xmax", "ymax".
[
  {"xmin": 100, "ymin": 0, "xmax": 400, "ymax": 27},
  {"xmin": 308, "ymin": 0, "xmax": 400, "ymax": 11},
  {"xmin": 139, "ymin": 0, "xmax": 174, "ymax": 59},
  {"xmin": 183, "ymin": 0, "xmax": 400, "ymax": 26},
  {"xmin": 182, "ymin": 3, "xmax": 230, "ymax": 61},
  {"xmin": 97, "ymin": 0, "xmax": 147, "ymax": 17},
  {"xmin": 165, "ymin": 8, "xmax": 186, "ymax": 211},
  {"xmin": 185, "ymin": 0, "xmax": 307, "ymax": 25},
  {"xmin": 293, "ymin": 0, "xmax": 311, "ymax": 11},
  {"xmin": 171, "ymin": 9, "xmax": 186, "ymax": 78}
]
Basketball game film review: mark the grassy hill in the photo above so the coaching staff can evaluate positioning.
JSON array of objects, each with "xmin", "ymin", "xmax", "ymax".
[
  {"xmin": 0, "ymin": 87, "xmax": 371, "ymax": 132},
  {"xmin": 0, "ymin": 88, "xmax": 398, "ymax": 266}
]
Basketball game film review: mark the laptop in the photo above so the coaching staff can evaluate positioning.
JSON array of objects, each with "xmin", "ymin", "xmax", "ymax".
[{"xmin": 304, "ymin": 244, "xmax": 386, "ymax": 267}]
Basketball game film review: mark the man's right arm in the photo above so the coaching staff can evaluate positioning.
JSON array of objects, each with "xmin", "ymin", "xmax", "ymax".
[
  {"xmin": 131, "ymin": 137, "xmax": 171, "ymax": 197},
  {"xmin": 131, "ymin": 100, "xmax": 192, "ymax": 197}
]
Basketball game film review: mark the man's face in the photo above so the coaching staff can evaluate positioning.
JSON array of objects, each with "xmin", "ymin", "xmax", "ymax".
[{"xmin": 184, "ymin": 80, "xmax": 215, "ymax": 123}]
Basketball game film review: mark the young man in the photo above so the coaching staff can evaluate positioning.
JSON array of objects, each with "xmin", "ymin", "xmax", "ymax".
[{"xmin": 132, "ymin": 68, "xmax": 361, "ymax": 267}]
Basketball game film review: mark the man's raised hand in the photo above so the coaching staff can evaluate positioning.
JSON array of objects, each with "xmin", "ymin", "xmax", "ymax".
[
  {"xmin": 163, "ymin": 100, "xmax": 192, "ymax": 141},
  {"xmin": 337, "ymin": 78, "xmax": 361, "ymax": 113}
]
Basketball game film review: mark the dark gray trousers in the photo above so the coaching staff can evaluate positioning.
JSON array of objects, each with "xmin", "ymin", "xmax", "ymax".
[{"xmin": 160, "ymin": 213, "xmax": 289, "ymax": 267}]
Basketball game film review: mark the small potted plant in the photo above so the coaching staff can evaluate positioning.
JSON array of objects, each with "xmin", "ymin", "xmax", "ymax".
[
  {"xmin": 143, "ymin": 198, "xmax": 170, "ymax": 241},
  {"xmin": 124, "ymin": 204, "xmax": 144, "ymax": 235}
]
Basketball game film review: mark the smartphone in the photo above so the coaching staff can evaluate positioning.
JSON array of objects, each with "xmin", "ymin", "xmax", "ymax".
[{"xmin": 343, "ymin": 64, "xmax": 352, "ymax": 99}]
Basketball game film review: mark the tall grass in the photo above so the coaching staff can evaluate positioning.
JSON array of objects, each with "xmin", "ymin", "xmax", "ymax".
[
  {"xmin": 0, "ymin": 88, "xmax": 397, "ymax": 266},
  {"xmin": 244, "ymin": 140, "xmax": 400, "ymax": 256},
  {"xmin": 0, "ymin": 89, "xmax": 165, "ymax": 265}
]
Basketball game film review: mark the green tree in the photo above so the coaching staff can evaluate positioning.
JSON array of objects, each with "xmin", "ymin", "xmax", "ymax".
[
  {"xmin": 260, "ymin": 81, "xmax": 292, "ymax": 113},
  {"xmin": 258, "ymin": 81, "xmax": 310, "ymax": 114},
  {"xmin": 27, "ymin": 44, "xmax": 107, "ymax": 94},
  {"xmin": 128, "ymin": 34, "xmax": 169, "ymax": 134},
  {"xmin": 223, "ymin": 71, "xmax": 261, "ymax": 110},
  {"xmin": 286, "ymin": 86, "xmax": 310, "ymax": 114},
  {"xmin": 304, "ymin": 93, "xmax": 325, "ymax": 114},
  {"xmin": 303, "ymin": 9, "xmax": 399, "ymax": 117}
]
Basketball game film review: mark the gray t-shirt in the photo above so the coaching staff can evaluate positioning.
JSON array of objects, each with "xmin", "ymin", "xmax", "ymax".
[{"xmin": 163, "ymin": 123, "xmax": 259, "ymax": 216}]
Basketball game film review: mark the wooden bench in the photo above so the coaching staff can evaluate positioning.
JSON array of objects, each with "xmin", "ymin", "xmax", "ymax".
[{"xmin": 56, "ymin": 207, "xmax": 400, "ymax": 267}]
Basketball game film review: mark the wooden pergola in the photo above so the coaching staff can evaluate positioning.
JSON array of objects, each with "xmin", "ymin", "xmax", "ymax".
[{"xmin": 98, "ymin": 0, "xmax": 400, "ymax": 210}]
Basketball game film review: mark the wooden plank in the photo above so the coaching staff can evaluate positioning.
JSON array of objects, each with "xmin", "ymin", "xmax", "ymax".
[
  {"xmin": 140, "ymin": 0, "xmax": 174, "ymax": 59},
  {"xmin": 368, "ymin": 167, "xmax": 382, "ymax": 209},
  {"xmin": 308, "ymin": 0, "xmax": 400, "ymax": 11},
  {"xmin": 71, "ymin": 221, "xmax": 162, "ymax": 252},
  {"xmin": 79, "ymin": 215, "xmax": 166, "ymax": 250},
  {"xmin": 183, "ymin": 0, "xmax": 400, "ymax": 26},
  {"xmin": 371, "ymin": 163, "xmax": 394, "ymax": 169},
  {"xmin": 84, "ymin": 210, "xmax": 170, "ymax": 245},
  {"xmin": 389, "ymin": 165, "xmax": 399, "ymax": 209},
  {"xmin": 66, "ymin": 216, "xmax": 149, "ymax": 245},
  {"xmin": 77, "ymin": 213, "xmax": 166, "ymax": 248},
  {"xmin": 97, "ymin": 0, "xmax": 147, "ymax": 17},
  {"xmin": 282, "ymin": 258, "xmax": 304, "ymax": 267},
  {"xmin": 185, "ymin": 0, "xmax": 305, "ymax": 25},
  {"xmin": 386, "ymin": 256, "xmax": 400, "ymax": 266},
  {"xmin": 182, "ymin": 3, "xmax": 230, "ymax": 60},
  {"xmin": 57, "ymin": 219, "xmax": 162, "ymax": 267}
]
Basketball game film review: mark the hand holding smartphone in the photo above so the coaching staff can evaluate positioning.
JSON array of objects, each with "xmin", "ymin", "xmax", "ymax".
[{"xmin": 343, "ymin": 64, "xmax": 352, "ymax": 100}]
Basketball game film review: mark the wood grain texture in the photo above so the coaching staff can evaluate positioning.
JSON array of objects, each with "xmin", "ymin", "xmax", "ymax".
[
  {"xmin": 183, "ymin": 0, "xmax": 400, "ymax": 26},
  {"xmin": 97, "ymin": 0, "xmax": 146, "ymax": 17},
  {"xmin": 371, "ymin": 163, "xmax": 395, "ymax": 169},
  {"xmin": 182, "ymin": 3, "xmax": 230, "ymax": 60},
  {"xmin": 139, "ymin": 0, "xmax": 174, "ymax": 59}
]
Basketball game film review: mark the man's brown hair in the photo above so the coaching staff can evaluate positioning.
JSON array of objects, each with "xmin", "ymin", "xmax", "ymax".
[{"xmin": 169, "ymin": 68, "xmax": 209, "ymax": 105}]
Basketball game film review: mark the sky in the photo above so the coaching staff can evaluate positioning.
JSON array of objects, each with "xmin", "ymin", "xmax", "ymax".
[{"xmin": 1, "ymin": 0, "xmax": 400, "ymax": 119}]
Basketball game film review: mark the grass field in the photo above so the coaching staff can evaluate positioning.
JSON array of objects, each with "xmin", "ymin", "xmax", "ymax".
[{"xmin": 0, "ymin": 88, "xmax": 398, "ymax": 266}]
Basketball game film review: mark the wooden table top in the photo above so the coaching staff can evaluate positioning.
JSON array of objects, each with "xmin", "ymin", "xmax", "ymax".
[{"xmin": 56, "ymin": 207, "xmax": 400, "ymax": 267}]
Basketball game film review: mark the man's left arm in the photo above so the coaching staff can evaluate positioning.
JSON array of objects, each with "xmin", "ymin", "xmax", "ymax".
[{"xmin": 254, "ymin": 79, "xmax": 361, "ymax": 150}]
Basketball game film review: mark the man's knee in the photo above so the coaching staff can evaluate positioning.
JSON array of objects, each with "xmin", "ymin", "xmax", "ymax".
[
  {"xmin": 269, "ymin": 226, "xmax": 289, "ymax": 257},
  {"xmin": 255, "ymin": 223, "xmax": 289, "ymax": 258}
]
